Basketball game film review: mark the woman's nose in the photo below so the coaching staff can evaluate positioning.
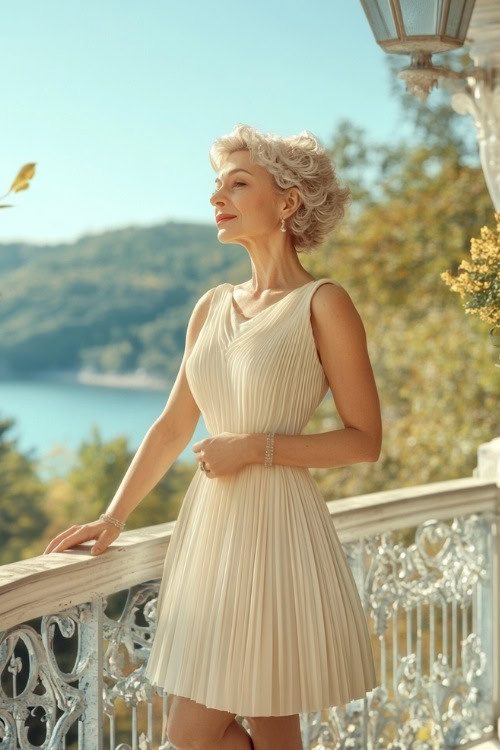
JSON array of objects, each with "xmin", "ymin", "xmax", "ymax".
[{"xmin": 210, "ymin": 191, "xmax": 224, "ymax": 205}]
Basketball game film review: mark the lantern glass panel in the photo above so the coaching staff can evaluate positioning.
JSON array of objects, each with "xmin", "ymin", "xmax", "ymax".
[
  {"xmin": 359, "ymin": 0, "xmax": 397, "ymax": 41},
  {"xmin": 399, "ymin": 0, "xmax": 442, "ymax": 36}
]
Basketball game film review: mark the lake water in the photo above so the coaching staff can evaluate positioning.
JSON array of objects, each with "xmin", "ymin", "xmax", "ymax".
[{"xmin": 0, "ymin": 378, "xmax": 210, "ymax": 480}]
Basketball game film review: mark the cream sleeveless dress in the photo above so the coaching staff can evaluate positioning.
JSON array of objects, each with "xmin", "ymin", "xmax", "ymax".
[{"xmin": 144, "ymin": 278, "xmax": 377, "ymax": 717}]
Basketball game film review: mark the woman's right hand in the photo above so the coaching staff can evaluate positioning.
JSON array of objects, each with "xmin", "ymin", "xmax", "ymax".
[{"xmin": 43, "ymin": 518, "xmax": 123, "ymax": 556}]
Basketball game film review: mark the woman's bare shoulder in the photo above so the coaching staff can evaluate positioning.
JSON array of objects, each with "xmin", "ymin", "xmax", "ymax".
[
  {"xmin": 310, "ymin": 278, "xmax": 350, "ymax": 308},
  {"xmin": 309, "ymin": 279, "xmax": 363, "ymax": 347},
  {"xmin": 187, "ymin": 283, "xmax": 225, "ymax": 335}
]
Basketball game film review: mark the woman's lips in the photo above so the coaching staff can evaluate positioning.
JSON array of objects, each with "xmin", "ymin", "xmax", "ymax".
[{"xmin": 216, "ymin": 216, "xmax": 236, "ymax": 224}]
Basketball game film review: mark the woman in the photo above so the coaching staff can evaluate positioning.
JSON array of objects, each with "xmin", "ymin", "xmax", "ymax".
[{"xmin": 44, "ymin": 123, "xmax": 382, "ymax": 750}]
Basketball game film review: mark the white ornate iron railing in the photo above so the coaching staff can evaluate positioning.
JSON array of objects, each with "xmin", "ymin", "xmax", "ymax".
[{"xmin": 1, "ymin": 475, "xmax": 499, "ymax": 750}]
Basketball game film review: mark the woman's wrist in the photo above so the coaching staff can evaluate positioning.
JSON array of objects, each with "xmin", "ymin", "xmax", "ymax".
[{"xmin": 100, "ymin": 512, "xmax": 126, "ymax": 529}]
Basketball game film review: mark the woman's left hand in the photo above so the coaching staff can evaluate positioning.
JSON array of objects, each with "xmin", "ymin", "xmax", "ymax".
[{"xmin": 192, "ymin": 432, "xmax": 249, "ymax": 478}]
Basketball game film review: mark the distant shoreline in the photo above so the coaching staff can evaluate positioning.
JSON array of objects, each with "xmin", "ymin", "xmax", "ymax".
[{"xmin": 2, "ymin": 368, "xmax": 170, "ymax": 392}]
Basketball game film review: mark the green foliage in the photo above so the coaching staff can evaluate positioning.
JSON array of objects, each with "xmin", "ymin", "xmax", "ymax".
[{"xmin": 0, "ymin": 415, "xmax": 49, "ymax": 564}]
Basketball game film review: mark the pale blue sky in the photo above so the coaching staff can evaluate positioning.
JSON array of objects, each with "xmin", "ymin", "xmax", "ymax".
[{"xmin": 1, "ymin": 0, "xmax": 414, "ymax": 245}]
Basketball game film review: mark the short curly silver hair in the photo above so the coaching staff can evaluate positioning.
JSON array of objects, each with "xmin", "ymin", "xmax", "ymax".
[{"xmin": 208, "ymin": 123, "xmax": 351, "ymax": 254}]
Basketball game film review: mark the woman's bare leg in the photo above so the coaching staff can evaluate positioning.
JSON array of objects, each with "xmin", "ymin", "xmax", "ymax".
[{"xmin": 166, "ymin": 695, "xmax": 254, "ymax": 749}]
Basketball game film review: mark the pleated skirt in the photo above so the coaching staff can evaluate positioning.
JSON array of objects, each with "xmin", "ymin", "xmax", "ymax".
[{"xmin": 144, "ymin": 463, "xmax": 377, "ymax": 716}]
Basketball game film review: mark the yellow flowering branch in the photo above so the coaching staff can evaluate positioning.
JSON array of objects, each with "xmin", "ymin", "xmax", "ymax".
[{"xmin": 441, "ymin": 212, "xmax": 500, "ymax": 329}]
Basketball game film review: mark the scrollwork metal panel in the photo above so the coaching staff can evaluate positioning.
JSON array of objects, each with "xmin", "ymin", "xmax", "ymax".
[{"xmin": 0, "ymin": 511, "xmax": 496, "ymax": 749}]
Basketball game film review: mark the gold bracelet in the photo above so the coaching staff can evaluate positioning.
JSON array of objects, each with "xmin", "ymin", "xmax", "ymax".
[
  {"xmin": 99, "ymin": 513, "xmax": 125, "ymax": 530},
  {"xmin": 264, "ymin": 432, "xmax": 274, "ymax": 468}
]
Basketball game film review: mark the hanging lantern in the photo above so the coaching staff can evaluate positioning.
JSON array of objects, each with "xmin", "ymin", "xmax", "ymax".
[{"xmin": 359, "ymin": 0, "xmax": 477, "ymax": 100}]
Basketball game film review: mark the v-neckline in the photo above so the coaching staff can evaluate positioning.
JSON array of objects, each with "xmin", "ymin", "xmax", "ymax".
[{"xmin": 228, "ymin": 280, "xmax": 316, "ymax": 323}]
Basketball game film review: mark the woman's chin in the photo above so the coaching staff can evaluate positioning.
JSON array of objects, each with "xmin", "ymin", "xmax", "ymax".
[{"xmin": 216, "ymin": 227, "xmax": 239, "ymax": 241}]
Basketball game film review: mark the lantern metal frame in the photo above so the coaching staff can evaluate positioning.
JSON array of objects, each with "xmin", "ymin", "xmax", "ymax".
[
  {"xmin": 359, "ymin": 0, "xmax": 490, "ymax": 101},
  {"xmin": 359, "ymin": 0, "xmax": 500, "ymax": 210}
]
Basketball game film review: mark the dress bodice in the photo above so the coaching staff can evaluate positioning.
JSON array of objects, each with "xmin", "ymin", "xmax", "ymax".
[{"xmin": 185, "ymin": 279, "xmax": 337, "ymax": 436}]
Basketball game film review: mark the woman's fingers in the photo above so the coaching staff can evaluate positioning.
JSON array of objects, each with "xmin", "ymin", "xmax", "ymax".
[
  {"xmin": 43, "ymin": 522, "xmax": 119, "ymax": 555},
  {"xmin": 43, "ymin": 525, "xmax": 82, "ymax": 555},
  {"xmin": 48, "ymin": 526, "xmax": 95, "ymax": 554}
]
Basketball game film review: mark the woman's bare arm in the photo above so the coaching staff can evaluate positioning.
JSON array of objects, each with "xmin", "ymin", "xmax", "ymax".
[
  {"xmin": 43, "ymin": 286, "xmax": 216, "ymax": 554},
  {"xmin": 247, "ymin": 281, "xmax": 382, "ymax": 469},
  {"xmin": 101, "ymin": 287, "xmax": 217, "ymax": 524}
]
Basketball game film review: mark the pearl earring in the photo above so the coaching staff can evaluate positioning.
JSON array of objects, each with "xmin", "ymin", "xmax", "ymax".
[{"xmin": 280, "ymin": 218, "xmax": 286, "ymax": 233}]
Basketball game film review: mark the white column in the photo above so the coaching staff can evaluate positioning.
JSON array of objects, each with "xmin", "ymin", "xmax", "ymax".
[
  {"xmin": 473, "ymin": 436, "xmax": 500, "ymax": 484},
  {"xmin": 450, "ymin": 0, "xmax": 500, "ymax": 211}
]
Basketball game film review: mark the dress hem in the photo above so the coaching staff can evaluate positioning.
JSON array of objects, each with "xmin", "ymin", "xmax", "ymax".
[{"xmin": 146, "ymin": 676, "xmax": 377, "ymax": 717}]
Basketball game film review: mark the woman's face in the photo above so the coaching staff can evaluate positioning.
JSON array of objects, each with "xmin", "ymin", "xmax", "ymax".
[{"xmin": 210, "ymin": 149, "xmax": 288, "ymax": 246}]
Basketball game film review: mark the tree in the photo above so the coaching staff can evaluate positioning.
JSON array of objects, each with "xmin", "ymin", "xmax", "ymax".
[{"xmin": 0, "ymin": 415, "xmax": 49, "ymax": 564}]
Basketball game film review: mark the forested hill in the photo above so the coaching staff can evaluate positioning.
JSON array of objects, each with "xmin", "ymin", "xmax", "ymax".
[{"xmin": 0, "ymin": 221, "xmax": 248, "ymax": 382}]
